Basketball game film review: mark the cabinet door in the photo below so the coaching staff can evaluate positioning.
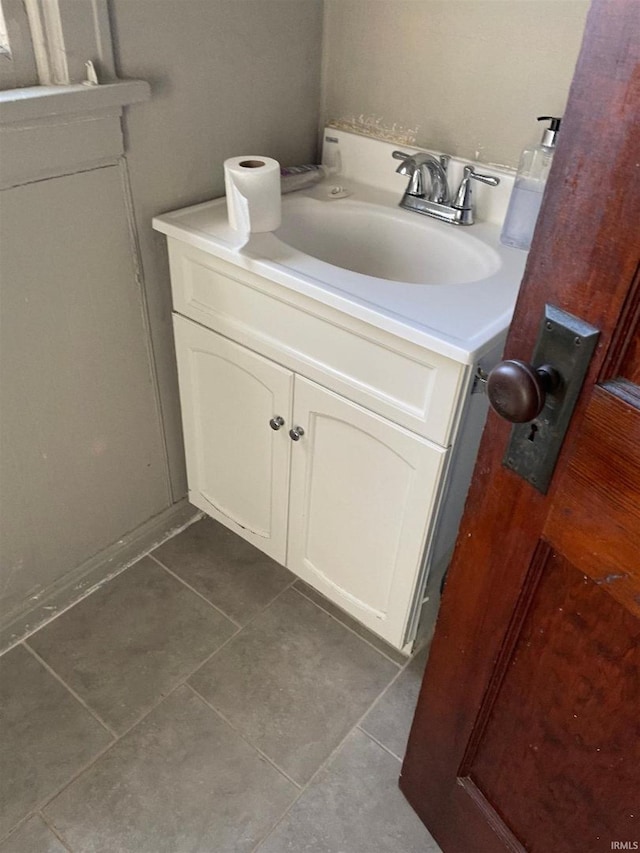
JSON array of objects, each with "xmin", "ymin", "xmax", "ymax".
[
  {"xmin": 173, "ymin": 314, "xmax": 293, "ymax": 563},
  {"xmin": 288, "ymin": 377, "xmax": 447, "ymax": 649}
]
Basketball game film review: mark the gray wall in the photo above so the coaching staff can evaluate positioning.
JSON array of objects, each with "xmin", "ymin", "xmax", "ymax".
[
  {"xmin": 0, "ymin": 0, "xmax": 323, "ymax": 636},
  {"xmin": 322, "ymin": 0, "xmax": 589, "ymax": 167},
  {"xmin": 0, "ymin": 0, "xmax": 587, "ymax": 636},
  {"xmin": 111, "ymin": 0, "xmax": 324, "ymax": 501},
  {"xmin": 0, "ymin": 165, "xmax": 171, "ymax": 627}
]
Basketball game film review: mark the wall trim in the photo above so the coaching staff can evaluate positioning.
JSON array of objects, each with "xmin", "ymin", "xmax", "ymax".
[
  {"xmin": 0, "ymin": 80, "xmax": 150, "ymax": 189},
  {"xmin": 0, "ymin": 500, "xmax": 201, "ymax": 654},
  {"xmin": 0, "ymin": 80, "xmax": 149, "ymax": 123}
]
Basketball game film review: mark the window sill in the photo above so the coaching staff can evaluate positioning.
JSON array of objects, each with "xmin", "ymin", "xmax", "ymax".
[{"xmin": 0, "ymin": 78, "xmax": 150, "ymax": 125}]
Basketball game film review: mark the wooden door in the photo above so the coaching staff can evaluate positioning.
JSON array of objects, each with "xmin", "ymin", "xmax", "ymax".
[
  {"xmin": 287, "ymin": 376, "xmax": 446, "ymax": 649},
  {"xmin": 400, "ymin": 2, "xmax": 640, "ymax": 851},
  {"xmin": 173, "ymin": 314, "xmax": 293, "ymax": 563}
]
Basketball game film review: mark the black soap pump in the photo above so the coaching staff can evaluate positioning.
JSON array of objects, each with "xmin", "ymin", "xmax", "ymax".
[{"xmin": 500, "ymin": 116, "xmax": 562, "ymax": 250}]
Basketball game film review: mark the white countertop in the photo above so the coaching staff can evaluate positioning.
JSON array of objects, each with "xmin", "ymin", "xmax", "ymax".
[{"xmin": 154, "ymin": 175, "xmax": 527, "ymax": 364}]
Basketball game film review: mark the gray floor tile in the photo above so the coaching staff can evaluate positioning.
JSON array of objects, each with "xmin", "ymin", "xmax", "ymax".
[
  {"xmin": 293, "ymin": 580, "xmax": 407, "ymax": 666},
  {"xmin": 0, "ymin": 817, "xmax": 68, "ymax": 853},
  {"xmin": 28, "ymin": 557, "xmax": 236, "ymax": 733},
  {"xmin": 44, "ymin": 685, "xmax": 297, "ymax": 853},
  {"xmin": 0, "ymin": 645, "xmax": 112, "ymax": 839},
  {"xmin": 189, "ymin": 587, "xmax": 398, "ymax": 784},
  {"xmin": 360, "ymin": 644, "xmax": 430, "ymax": 759},
  {"xmin": 153, "ymin": 517, "xmax": 294, "ymax": 625},
  {"xmin": 257, "ymin": 728, "xmax": 439, "ymax": 853}
]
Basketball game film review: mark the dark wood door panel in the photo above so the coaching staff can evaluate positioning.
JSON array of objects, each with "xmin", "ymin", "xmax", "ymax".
[
  {"xmin": 468, "ymin": 550, "xmax": 640, "ymax": 853},
  {"xmin": 600, "ymin": 266, "xmax": 640, "ymax": 387},
  {"xmin": 545, "ymin": 382, "xmax": 640, "ymax": 617}
]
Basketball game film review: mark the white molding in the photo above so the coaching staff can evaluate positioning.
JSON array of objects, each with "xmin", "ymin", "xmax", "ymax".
[
  {"xmin": 24, "ymin": 0, "xmax": 116, "ymax": 85},
  {"xmin": 25, "ymin": 0, "xmax": 66, "ymax": 84}
]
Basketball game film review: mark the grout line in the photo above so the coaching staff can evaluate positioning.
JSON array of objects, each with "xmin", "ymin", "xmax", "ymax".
[
  {"xmin": 356, "ymin": 726, "xmax": 403, "ymax": 763},
  {"xmin": 0, "ymin": 818, "xmax": 28, "ymax": 848},
  {"xmin": 249, "ymin": 644, "xmax": 416, "ymax": 852},
  {"xmin": 172, "ymin": 578, "xmax": 298, "ymax": 691},
  {"xmin": 38, "ymin": 811, "xmax": 74, "ymax": 852},
  {"xmin": 0, "ymin": 814, "xmax": 65, "ymax": 851},
  {"xmin": 58, "ymin": 576, "xmax": 299, "ymax": 749},
  {"xmin": 355, "ymin": 644, "xmax": 424, "ymax": 731},
  {"xmin": 291, "ymin": 584, "xmax": 404, "ymax": 668},
  {"xmin": 3, "ymin": 579, "xmax": 305, "ymax": 843},
  {"xmin": 85, "ymin": 623, "xmax": 243, "ymax": 746},
  {"xmin": 0, "ymin": 510, "xmax": 203, "ymax": 660},
  {"xmin": 22, "ymin": 642, "xmax": 118, "ymax": 739},
  {"xmin": 176, "ymin": 577, "xmax": 298, "ymax": 678},
  {"xmin": 17, "ymin": 735, "xmax": 117, "ymax": 834},
  {"xmin": 186, "ymin": 683, "xmax": 302, "ymax": 790},
  {"xmin": 16, "ymin": 565, "xmax": 300, "ymax": 829},
  {"xmin": 5, "ymin": 548, "xmax": 424, "ymax": 851},
  {"xmin": 149, "ymin": 554, "xmax": 244, "ymax": 630},
  {"xmin": 33, "ymin": 677, "xmax": 200, "ymax": 824}
]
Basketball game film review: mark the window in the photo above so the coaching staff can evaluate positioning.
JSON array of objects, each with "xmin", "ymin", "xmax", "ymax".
[
  {"xmin": 0, "ymin": 5, "xmax": 8, "ymax": 51},
  {"xmin": 0, "ymin": 0, "xmax": 38, "ymax": 90},
  {"xmin": 0, "ymin": 0, "xmax": 148, "ymax": 187},
  {"xmin": 0, "ymin": 0, "xmax": 119, "ymax": 92}
]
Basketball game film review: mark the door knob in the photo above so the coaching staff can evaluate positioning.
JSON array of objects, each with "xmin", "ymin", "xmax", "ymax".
[
  {"xmin": 487, "ymin": 359, "xmax": 560, "ymax": 423},
  {"xmin": 289, "ymin": 426, "xmax": 305, "ymax": 441},
  {"xmin": 269, "ymin": 416, "xmax": 285, "ymax": 430},
  {"xmin": 486, "ymin": 306, "xmax": 598, "ymax": 494}
]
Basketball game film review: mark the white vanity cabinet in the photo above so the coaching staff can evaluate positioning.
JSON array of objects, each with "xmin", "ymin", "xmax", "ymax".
[
  {"xmin": 164, "ymin": 238, "xmax": 491, "ymax": 651},
  {"xmin": 173, "ymin": 312, "xmax": 446, "ymax": 647}
]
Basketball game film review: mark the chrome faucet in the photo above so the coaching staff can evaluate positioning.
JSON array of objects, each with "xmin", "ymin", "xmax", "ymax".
[
  {"xmin": 392, "ymin": 151, "xmax": 499, "ymax": 226},
  {"xmin": 392, "ymin": 151, "xmax": 451, "ymax": 204}
]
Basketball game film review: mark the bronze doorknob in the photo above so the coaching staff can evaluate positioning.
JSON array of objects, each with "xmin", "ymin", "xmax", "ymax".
[{"xmin": 486, "ymin": 360, "xmax": 560, "ymax": 423}]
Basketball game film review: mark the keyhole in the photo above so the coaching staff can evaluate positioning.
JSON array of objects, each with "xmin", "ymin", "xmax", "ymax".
[{"xmin": 527, "ymin": 423, "xmax": 539, "ymax": 442}]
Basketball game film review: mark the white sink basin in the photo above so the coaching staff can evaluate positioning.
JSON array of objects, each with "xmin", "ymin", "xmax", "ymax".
[
  {"xmin": 153, "ymin": 177, "xmax": 526, "ymax": 363},
  {"xmin": 275, "ymin": 195, "xmax": 501, "ymax": 286}
]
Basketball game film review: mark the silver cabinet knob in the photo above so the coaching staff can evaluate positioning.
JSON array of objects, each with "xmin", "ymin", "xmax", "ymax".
[
  {"xmin": 269, "ymin": 416, "xmax": 285, "ymax": 430},
  {"xmin": 289, "ymin": 426, "xmax": 305, "ymax": 441}
]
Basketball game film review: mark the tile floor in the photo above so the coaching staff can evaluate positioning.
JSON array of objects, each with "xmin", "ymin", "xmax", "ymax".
[{"xmin": 0, "ymin": 517, "xmax": 442, "ymax": 853}]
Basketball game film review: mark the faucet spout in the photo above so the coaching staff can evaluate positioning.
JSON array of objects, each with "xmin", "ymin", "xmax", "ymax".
[{"xmin": 393, "ymin": 151, "xmax": 450, "ymax": 204}]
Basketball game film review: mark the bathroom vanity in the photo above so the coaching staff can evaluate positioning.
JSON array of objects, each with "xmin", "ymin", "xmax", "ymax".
[{"xmin": 154, "ymin": 130, "xmax": 526, "ymax": 651}]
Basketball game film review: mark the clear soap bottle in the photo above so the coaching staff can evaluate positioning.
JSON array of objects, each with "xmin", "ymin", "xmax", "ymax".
[{"xmin": 500, "ymin": 116, "xmax": 561, "ymax": 251}]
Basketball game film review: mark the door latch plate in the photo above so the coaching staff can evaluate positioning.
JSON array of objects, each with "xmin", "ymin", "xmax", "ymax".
[{"xmin": 503, "ymin": 304, "xmax": 599, "ymax": 493}]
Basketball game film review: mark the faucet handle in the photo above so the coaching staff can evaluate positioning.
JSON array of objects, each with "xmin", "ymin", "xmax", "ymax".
[
  {"xmin": 454, "ymin": 165, "xmax": 500, "ymax": 206},
  {"xmin": 392, "ymin": 150, "xmax": 413, "ymax": 161},
  {"xmin": 453, "ymin": 165, "xmax": 500, "ymax": 225},
  {"xmin": 466, "ymin": 166, "xmax": 499, "ymax": 187}
]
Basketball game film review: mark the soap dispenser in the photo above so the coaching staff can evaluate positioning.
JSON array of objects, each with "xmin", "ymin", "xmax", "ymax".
[{"xmin": 500, "ymin": 116, "xmax": 561, "ymax": 250}]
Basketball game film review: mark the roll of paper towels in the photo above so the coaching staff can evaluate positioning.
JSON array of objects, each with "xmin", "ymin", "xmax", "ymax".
[{"xmin": 224, "ymin": 156, "xmax": 282, "ymax": 233}]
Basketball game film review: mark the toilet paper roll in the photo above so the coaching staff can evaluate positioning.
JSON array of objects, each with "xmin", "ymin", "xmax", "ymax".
[{"xmin": 224, "ymin": 156, "xmax": 282, "ymax": 233}]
